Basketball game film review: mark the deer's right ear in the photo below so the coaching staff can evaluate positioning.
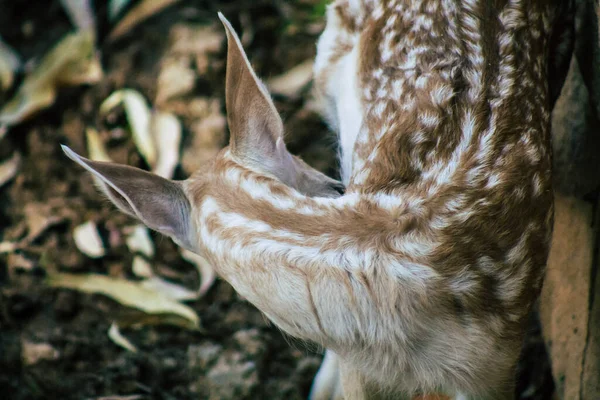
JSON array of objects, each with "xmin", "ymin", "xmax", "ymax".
[
  {"xmin": 61, "ymin": 145, "xmax": 196, "ymax": 250},
  {"xmin": 218, "ymin": 12, "xmax": 286, "ymax": 165}
]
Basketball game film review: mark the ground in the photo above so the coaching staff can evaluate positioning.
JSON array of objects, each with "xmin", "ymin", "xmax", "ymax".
[{"xmin": 0, "ymin": 1, "xmax": 555, "ymax": 399}]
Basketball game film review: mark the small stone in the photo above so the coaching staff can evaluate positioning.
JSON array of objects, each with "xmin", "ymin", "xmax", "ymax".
[
  {"xmin": 21, "ymin": 340, "xmax": 59, "ymax": 366},
  {"xmin": 188, "ymin": 342, "xmax": 222, "ymax": 371},
  {"xmin": 206, "ymin": 351, "xmax": 259, "ymax": 400},
  {"xmin": 232, "ymin": 329, "xmax": 265, "ymax": 359}
]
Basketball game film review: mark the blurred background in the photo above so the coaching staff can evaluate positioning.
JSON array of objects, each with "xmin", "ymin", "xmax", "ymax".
[{"xmin": 0, "ymin": 1, "xmax": 598, "ymax": 399}]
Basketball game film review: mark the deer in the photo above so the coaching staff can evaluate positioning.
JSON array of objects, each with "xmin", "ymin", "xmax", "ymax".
[{"xmin": 60, "ymin": 0, "xmax": 567, "ymax": 398}]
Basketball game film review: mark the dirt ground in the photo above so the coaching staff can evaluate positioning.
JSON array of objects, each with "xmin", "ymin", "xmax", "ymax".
[{"xmin": 0, "ymin": 1, "xmax": 555, "ymax": 399}]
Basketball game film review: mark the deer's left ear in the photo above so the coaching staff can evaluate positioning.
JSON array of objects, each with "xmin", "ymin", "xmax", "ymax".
[
  {"xmin": 61, "ymin": 145, "xmax": 196, "ymax": 251},
  {"xmin": 218, "ymin": 13, "xmax": 294, "ymax": 176}
]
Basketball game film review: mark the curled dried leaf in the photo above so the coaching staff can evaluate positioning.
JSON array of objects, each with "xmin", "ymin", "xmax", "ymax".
[
  {"xmin": 86, "ymin": 127, "xmax": 112, "ymax": 162},
  {"xmin": 100, "ymin": 89, "xmax": 156, "ymax": 167},
  {"xmin": 109, "ymin": 0, "xmax": 181, "ymax": 41},
  {"xmin": 47, "ymin": 272, "xmax": 200, "ymax": 330},
  {"xmin": 0, "ymin": 30, "xmax": 102, "ymax": 127},
  {"xmin": 73, "ymin": 221, "xmax": 105, "ymax": 258},
  {"xmin": 180, "ymin": 249, "xmax": 216, "ymax": 297},
  {"xmin": 0, "ymin": 152, "xmax": 21, "ymax": 188},
  {"xmin": 108, "ymin": 322, "xmax": 138, "ymax": 352},
  {"xmin": 151, "ymin": 111, "xmax": 181, "ymax": 179},
  {"xmin": 0, "ymin": 37, "xmax": 21, "ymax": 91}
]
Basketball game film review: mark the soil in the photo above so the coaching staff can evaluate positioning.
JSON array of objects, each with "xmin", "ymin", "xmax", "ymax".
[{"xmin": 0, "ymin": 1, "xmax": 555, "ymax": 399}]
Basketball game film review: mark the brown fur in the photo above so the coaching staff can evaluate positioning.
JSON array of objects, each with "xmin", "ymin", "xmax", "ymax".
[{"xmin": 62, "ymin": 2, "xmax": 569, "ymax": 399}]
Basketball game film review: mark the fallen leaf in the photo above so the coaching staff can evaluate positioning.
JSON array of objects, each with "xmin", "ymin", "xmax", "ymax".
[
  {"xmin": 267, "ymin": 59, "xmax": 314, "ymax": 98},
  {"xmin": 22, "ymin": 340, "xmax": 60, "ymax": 366},
  {"xmin": 125, "ymin": 225, "xmax": 154, "ymax": 257},
  {"xmin": 141, "ymin": 276, "xmax": 198, "ymax": 301},
  {"xmin": 0, "ymin": 152, "xmax": 21, "ymax": 188},
  {"xmin": 108, "ymin": 322, "xmax": 138, "ymax": 352},
  {"xmin": 47, "ymin": 272, "xmax": 200, "ymax": 330},
  {"xmin": 109, "ymin": 0, "xmax": 132, "ymax": 21},
  {"xmin": 109, "ymin": 0, "xmax": 181, "ymax": 41},
  {"xmin": 23, "ymin": 203, "xmax": 64, "ymax": 245},
  {"xmin": 131, "ymin": 255, "xmax": 153, "ymax": 278},
  {"xmin": 100, "ymin": 89, "xmax": 156, "ymax": 167},
  {"xmin": 73, "ymin": 221, "xmax": 105, "ymax": 258},
  {"xmin": 0, "ymin": 37, "xmax": 20, "ymax": 91},
  {"xmin": 0, "ymin": 203, "xmax": 65, "ymax": 254},
  {"xmin": 7, "ymin": 253, "xmax": 35, "ymax": 271},
  {"xmin": 0, "ymin": 30, "xmax": 102, "ymax": 127},
  {"xmin": 181, "ymin": 249, "xmax": 216, "ymax": 297},
  {"xmin": 86, "ymin": 127, "xmax": 112, "ymax": 162},
  {"xmin": 60, "ymin": 0, "xmax": 96, "ymax": 32},
  {"xmin": 151, "ymin": 111, "xmax": 181, "ymax": 178},
  {"xmin": 155, "ymin": 57, "xmax": 195, "ymax": 105}
]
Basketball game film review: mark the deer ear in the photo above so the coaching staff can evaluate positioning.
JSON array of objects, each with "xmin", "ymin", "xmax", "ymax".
[
  {"xmin": 61, "ymin": 145, "xmax": 195, "ymax": 250},
  {"xmin": 218, "ymin": 12, "xmax": 287, "ymax": 168}
]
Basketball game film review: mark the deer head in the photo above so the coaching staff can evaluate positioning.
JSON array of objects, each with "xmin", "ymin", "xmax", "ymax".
[{"xmin": 62, "ymin": 13, "xmax": 343, "ymax": 252}]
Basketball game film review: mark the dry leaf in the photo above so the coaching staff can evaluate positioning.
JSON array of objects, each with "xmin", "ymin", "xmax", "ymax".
[
  {"xmin": 100, "ymin": 89, "xmax": 156, "ymax": 167},
  {"xmin": 267, "ymin": 60, "xmax": 314, "ymax": 98},
  {"xmin": 109, "ymin": 0, "xmax": 132, "ymax": 21},
  {"xmin": 108, "ymin": 322, "xmax": 138, "ymax": 352},
  {"xmin": 47, "ymin": 272, "xmax": 200, "ymax": 330},
  {"xmin": 0, "ymin": 203, "xmax": 65, "ymax": 254},
  {"xmin": 0, "ymin": 37, "xmax": 21, "ymax": 91},
  {"xmin": 86, "ymin": 127, "xmax": 112, "ymax": 162},
  {"xmin": 151, "ymin": 112, "xmax": 181, "ymax": 178},
  {"xmin": 109, "ymin": 0, "xmax": 181, "ymax": 41},
  {"xmin": 73, "ymin": 221, "xmax": 105, "ymax": 258},
  {"xmin": 141, "ymin": 276, "xmax": 198, "ymax": 301},
  {"xmin": 60, "ymin": 0, "xmax": 96, "ymax": 31},
  {"xmin": 0, "ymin": 152, "xmax": 21, "ymax": 188},
  {"xmin": 132, "ymin": 255, "xmax": 153, "ymax": 278},
  {"xmin": 155, "ymin": 57, "xmax": 195, "ymax": 105},
  {"xmin": 180, "ymin": 249, "xmax": 216, "ymax": 297},
  {"xmin": 0, "ymin": 30, "xmax": 102, "ymax": 127},
  {"xmin": 125, "ymin": 225, "xmax": 154, "ymax": 257}
]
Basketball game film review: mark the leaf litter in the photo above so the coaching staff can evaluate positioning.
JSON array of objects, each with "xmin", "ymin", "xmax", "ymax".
[
  {"xmin": 86, "ymin": 127, "xmax": 112, "ymax": 162},
  {"xmin": 0, "ymin": 36, "xmax": 21, "ymax": 92},
  {"xmin": 0, "ymin": 30, "xmax": 102, "ymax": 127},
  {"xmin": 109, "ymin": 0, "xmax": 181, "ymax": 41},
  {"xmin": 0, "ymin": 152, "xmax": 21, "ymax": 188},
  {"xmin": 47, "ymin": 272, "xmax": 200, "ymax": 330}
]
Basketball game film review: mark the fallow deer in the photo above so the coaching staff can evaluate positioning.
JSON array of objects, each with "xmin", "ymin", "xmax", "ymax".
[{"xmin": 61, "ymin": 1, "xmax": 567, "ymax": 398}]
